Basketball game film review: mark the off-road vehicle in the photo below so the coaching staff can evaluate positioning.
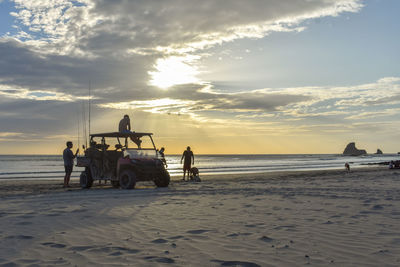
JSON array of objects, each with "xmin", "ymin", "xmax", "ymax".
[{"xmin": 76, "ymin": 132, "xmax": 170, "ymax": 189}]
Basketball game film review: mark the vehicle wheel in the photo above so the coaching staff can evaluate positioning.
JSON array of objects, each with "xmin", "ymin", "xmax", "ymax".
[
  {"xmin": 111, "ymin": 180, "xmax": 120, "ymax": 188},
  {"xmin": 80, "ymin": 171, "xmax": 93, "ymax": 189},
  {"xmin": 119, "ymin": 170, "xmax": 136, "ymax": 189},
  {"xmin": 154, "ymin": 169, "xmax": 170, "ymax": 187}
]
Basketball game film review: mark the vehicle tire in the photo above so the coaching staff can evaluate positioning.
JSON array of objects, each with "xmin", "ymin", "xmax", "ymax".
[
  {"xmin": 80, "ymin": 171, "xmax": 93, "ymax": 189},
  {"xmin": 119, "ymin": 170, "xmax": 136, "ymax": 189},
  {"xmin": 111, "ymin": 180, "xmax": 120, "ymax": 188},
  {"xmin": 154, "ymin": 169, "xmax": 170, "ymax": 187}
]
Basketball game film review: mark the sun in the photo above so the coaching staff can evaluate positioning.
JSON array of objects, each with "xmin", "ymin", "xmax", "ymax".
[{"xmin": 148, "ymin": 56, "xmax": 200, "ymax": 89}]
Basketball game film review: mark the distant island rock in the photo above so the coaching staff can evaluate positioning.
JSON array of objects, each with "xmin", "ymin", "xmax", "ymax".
[
  {"xmin": 375, "ymin": 149, "xmax": 383, "ymax": 154},
  {"xmin": 343, "ymin": 142, "xmax": 367, "ymax": 156}
]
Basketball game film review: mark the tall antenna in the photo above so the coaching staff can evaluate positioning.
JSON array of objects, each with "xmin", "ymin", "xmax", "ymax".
[
  {"xmin": 88, "ymin": 80, "xmax": 91, "ymax": 136},
  {"xmin": 77, "ymin": 109, "xmax": 80, "ymax": 154},
  {"xmin": 82, "ymin": 101, "xmax": 87, "ymax": 149}
]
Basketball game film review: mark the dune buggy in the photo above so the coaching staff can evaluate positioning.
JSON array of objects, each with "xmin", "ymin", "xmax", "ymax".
[{"xmin": 76, "ymin": 132, "xmax": 170, "ymax": 189}]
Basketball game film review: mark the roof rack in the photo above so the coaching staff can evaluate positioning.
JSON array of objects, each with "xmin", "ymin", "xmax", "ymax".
[{"xmin": 90, "ymin": 132, "xmax": 153, "ymax": 138}]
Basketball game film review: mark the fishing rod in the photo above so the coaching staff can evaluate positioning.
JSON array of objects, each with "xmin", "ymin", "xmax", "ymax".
[
  {"xmin": 77, "ymin": 109, "xmax": 80, "ymax": 155},
  {"xmin": 89, "ymin": 80, "xmax": 91, "ymax": 137},
  {"xmin": 82, "ymin": 101, "xmax": 88, "ymax": 149}
]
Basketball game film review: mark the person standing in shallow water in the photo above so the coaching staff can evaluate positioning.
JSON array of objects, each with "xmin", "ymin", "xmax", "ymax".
[
  {"xmin": 63, "ymin": 141, "xmax": 79, "ymax": 188},
  {"xmin": 181, "ymin": 146, "xmax": 194, "ymax": 181}
]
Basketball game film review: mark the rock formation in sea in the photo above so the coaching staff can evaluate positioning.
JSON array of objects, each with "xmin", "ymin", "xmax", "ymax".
[
  {"xmin": 376, "ymin": 149, "xmax": 383, "ymax": 154},
  {"xmin": 343, "ymin": 142, "xmax": 367, "ymax": 156}
]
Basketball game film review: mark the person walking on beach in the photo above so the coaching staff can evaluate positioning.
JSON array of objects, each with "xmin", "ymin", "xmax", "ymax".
[
  {"xmin": 118, "ymin": 114, "xmax": 141, "ymax": 147},
  {"xmin": 181, "ymin": 146, "xmax": 194, "ymax": 181},
  {"xmin": 63, "ymin": 141, "xmax": 79, "ymax": 188}
]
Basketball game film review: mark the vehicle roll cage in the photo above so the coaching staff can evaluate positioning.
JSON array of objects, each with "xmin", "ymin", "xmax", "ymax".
[{"xmin": 89, "ymin": 132, "xmax": 156, "ymax": 150}]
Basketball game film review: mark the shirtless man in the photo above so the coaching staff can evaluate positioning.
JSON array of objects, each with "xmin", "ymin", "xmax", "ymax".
[
  {"xmin": 118, "ymin": 114, "xmax": 141, "ymax": 147},
  {"xmin": 180, "ymin": 146, "xmax": 194, "ymax": 181},
  {"xmin": 119, "ymin": 114, "xmax": 131, "ymax": 133}
]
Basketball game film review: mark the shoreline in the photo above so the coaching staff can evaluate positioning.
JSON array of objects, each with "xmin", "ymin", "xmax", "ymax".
[{"xmin": 0, "ymin": 166, "xmax": 390, "ymax": 198}]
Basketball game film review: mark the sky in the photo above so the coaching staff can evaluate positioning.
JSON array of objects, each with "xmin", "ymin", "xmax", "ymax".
[{"xmin": 0, "ymin": 0, "xmax": 399, "ymax": 154}]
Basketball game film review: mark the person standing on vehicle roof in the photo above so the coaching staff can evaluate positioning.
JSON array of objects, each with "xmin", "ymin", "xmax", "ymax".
[
  {"xmin": 63, "ymin": 141, "xmax": 79, "ymax": 188},
  {"xmin": 180, "ymin": 146, "xmax": 194, "ymax": 181},
  {"xmin": 118, "ymin": 114, "xmax": 142, "ymax": 147}
]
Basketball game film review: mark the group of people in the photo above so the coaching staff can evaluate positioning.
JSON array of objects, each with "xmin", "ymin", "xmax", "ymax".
[{"xmin": 62, "ymin": 114, "xmax": 196, "ymax": 187}]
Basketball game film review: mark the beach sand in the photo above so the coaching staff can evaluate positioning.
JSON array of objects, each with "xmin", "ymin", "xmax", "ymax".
[{"xmin": 1, "ymin": 167, "xmax": 400, "ymax": 266}]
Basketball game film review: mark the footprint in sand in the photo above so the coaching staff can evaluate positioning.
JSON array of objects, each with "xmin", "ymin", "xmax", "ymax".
[
  {"xmin": 46, "ymin": 213, "xmax": 62, "ymax": 217},
  {"xmin": 5, "ymin": 235, "xmax": 34, "ymax": 240},
  {"xmin": 16, "ymin": 258, "xmax": 40, "ymax": 264},
  {"xmin": 16, "ymin": 221, "xmax": 33, "ymax": 226},
  {"xmin": 186, "ymin": 230, "xmax": 210, "ymax": 234},
  {"xmin": 68, "ymin": 245, "xmax": 95, "ymax": 252},
  {"xmin": 211, "ymin": 259, "xmax": 261, "ymax": 267},
  {"xmin": 151, "ymin": 238, "xmax": 168, "ymax": 244},
  {"xmin": 273, "ymin": 225, "xmax": 296, "ymax": 231},
  {"xmin": 19, "ymin": 215, "xmax": 34, "ymax": 219},
  {"xmin": 81, "ymin": 246, "xmax": 140, "ymax": 255},
  {"xmin": 109, "ymin": 247, "xmax": 140, "ymax": 255},
  {"xmin": 227, "ymin": 233, "xmax": 252, "ymax": 238},
  {"xmin": 41, "ymin": 242, "xmax": 67, "ymax": 248},
  {"xmin": 259, "ymin": 236, "xmax": 274, "ymax": 242},
  {"xmin": 168, "ymin": 235, "xmax": 184, "ymax": 240},
  {"xmin": 144, "ymin": 256, "xmax": 175, "ymax": 264},
  {"xmin": 71, "ymin": 209, "xmax": 89, "ymax": 213}
]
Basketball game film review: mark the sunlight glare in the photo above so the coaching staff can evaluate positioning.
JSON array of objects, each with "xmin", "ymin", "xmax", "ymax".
[{"xmin": 149, "ymin": 56, "xmax": 200, "ymax": 89}]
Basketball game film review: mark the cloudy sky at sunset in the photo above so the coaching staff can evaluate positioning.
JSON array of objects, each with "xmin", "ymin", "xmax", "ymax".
[{"xmin": 0, "ymin": 0, "xmax": 399, "ymax": 154}]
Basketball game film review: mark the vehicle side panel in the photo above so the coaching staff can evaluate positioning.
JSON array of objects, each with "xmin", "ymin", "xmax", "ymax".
[{"xmin": 116, "ymin": 158, "xmax": 166, "ymax": 182}]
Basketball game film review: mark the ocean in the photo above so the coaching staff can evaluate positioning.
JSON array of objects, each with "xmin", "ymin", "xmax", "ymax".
[{"xmin": 0, "ymin": 154, "xmax": 398, "ymax": 181}]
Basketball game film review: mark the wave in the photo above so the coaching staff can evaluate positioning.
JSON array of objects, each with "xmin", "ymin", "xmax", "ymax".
[{"xmin": 1, "ymin": 154, "xmax": 398, "ymax": 180}]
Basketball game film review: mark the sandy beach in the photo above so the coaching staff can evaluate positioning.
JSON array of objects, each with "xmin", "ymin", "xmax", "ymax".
[{"xmin": 1, "ymin": 167, "xmax": 400, "ymax": 266}]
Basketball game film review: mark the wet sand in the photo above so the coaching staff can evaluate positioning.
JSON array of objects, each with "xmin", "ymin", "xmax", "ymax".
[{"xmin": 1, "ymin": 167, "xmax": 400, "ymax": 266}]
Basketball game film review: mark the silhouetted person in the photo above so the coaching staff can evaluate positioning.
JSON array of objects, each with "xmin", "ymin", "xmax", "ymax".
[
  {"xmin": 118, "ymin": 114, "xmax": 141, "ymax": 147},
  {"xmin": 119, "ymin": 114, "xmax": 131, "ymax": 133},
  {"xmin": 159, "ymin": 147, "xmax": 168, "ymax": 167},
  {"xmin": 389, "ymin": 161, "xmax": 394, "ymax": 169},
  {"xmin": 181, "ymin": 146, "xmax": 194, "ymax": 180},
  {"xmin": 63, "ymin": 141, "xmax": 79, "ymax": 188},
  {"xmin": 345, "ymin": 162, "xmax": 350, "ymax": 172}
]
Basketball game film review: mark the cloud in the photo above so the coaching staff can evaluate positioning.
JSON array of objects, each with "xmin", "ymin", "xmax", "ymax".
[
  {"xmin": 7, "ymin": 0, "xmax": 363, "ymax": 56},
  {"xmin": 0, "ymin": 0, "xmax": 363, "ymax": 106},
  {"xmin": 345, "ymin": 108, "xmax": 400, "ymax": 120},
  {"xmin": 5, "ymin": 0, "xmax": 388, "ymax": 147},
  {"xmin": 0, "ymin": 132, "xmax": 24, "ymax": 138},
  {"xmin": 100, "ymin": 84, "xmax": 310, "ymax": 115},
  {"xmin": 98, "ymin": 77, "xmax": 400, "ymax": 125}
]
